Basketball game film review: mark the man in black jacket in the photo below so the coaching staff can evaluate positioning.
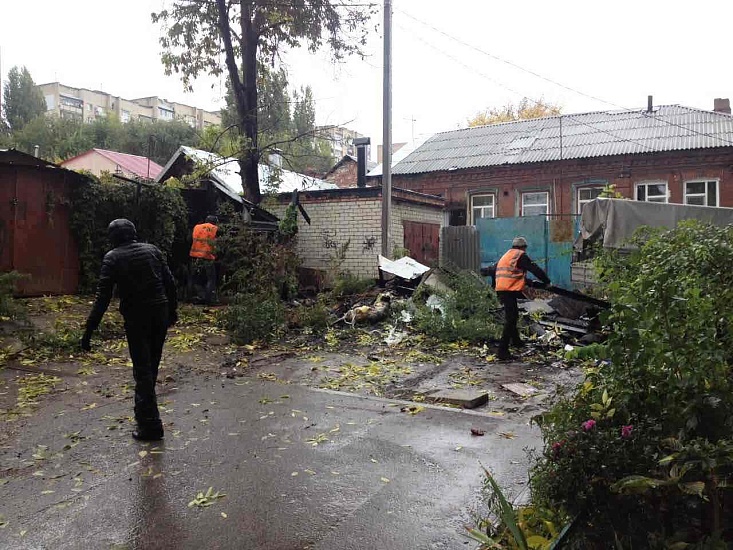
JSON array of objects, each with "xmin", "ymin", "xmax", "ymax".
[{"xmin": 81, "ymin": 219, "xmax": 177, "ymax": 441}]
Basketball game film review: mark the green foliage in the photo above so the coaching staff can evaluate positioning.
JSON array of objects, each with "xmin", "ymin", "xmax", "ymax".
[
  {"xmin": 530, "ymin": 221, "xmax": 733, "ymax": 547},
  {"xmin": 153, "ymin": 0, "xmax": 372, "ymax": 200},
  {"xmin": 218, "ymin": 290, "xmax": 285, "ymax": 344},
  {"xmin": 598, "ymin": 184, "xmax": 623, "ymax": 199},
  {"xmin": 217, "ymin": 219, "xmax": 301, "ymax": 300},
  {"xmin": 289, "ymin": 296, "xmax": 332, "ymax": 332},
  {"xmin": 413, "ymin": 270, "xmax": 501, "ymax": 343},
  {"xmin": 2, "ymin": 66, "xmax": 46, "ymax": 131},
  {"xmin": 331, "ymin": 273, "xmax": 375, "ymax": 298},
  {"xmin": 0, "ymin": 271, "xmax": 26, "ymax": 318},
  {"xmin": 8, "ymin": 115, "xmax": 199, "ymax": 164},
  {"xmin": 278, "ymin": 204, "xmax": 299, "ymax": 237},
  {"xmin": 468, "ymin": 469, "xmax": 566, "ymax": 550},
  {"xmin": 68, "ymin": 173, "xmax": 189, "ymax": 292}
]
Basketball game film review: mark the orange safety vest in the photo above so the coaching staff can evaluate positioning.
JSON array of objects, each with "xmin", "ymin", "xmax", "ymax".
[
  {"xmin": 495, "ymin": 249, "xmax": 526, "ymax": 292},
  {"xmin": 190, "ymin": 223, "xmax": 218, "ymax": 260}
]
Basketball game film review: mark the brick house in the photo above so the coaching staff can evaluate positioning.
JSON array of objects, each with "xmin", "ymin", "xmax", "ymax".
[
  {"xmin": 323, "ymin": 155, "xmax": 377, "ymax": 188},
  {"xmin": 272, "ymin": 187, "xmax": 444, "ymax": 279},
  {"xmin": 374, "ymin": 102, "xmax": 733, "ymax": 225}
]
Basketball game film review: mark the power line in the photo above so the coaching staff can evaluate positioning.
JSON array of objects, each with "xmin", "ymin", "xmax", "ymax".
[
  {"xmin": 397, "ymin": 8, "xmax": 733, "ymax": 148},
  {"xmin": 395, "ymin": 22, "xmax": 654, "ymax": 153},
  {"xmin": 397, "ymin": 8, "xmax": 612, "ymax": 109}
]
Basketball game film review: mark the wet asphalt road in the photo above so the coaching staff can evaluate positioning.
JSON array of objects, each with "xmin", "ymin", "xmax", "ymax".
[{"xmin": 1, "ymin": 376, "xmax": 539, "ymax": 550}]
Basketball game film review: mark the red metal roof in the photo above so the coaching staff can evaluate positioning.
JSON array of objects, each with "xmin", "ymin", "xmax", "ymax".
[{"xmin": 93, "ymin": 149, "xmax": 163, "ymax": 179}]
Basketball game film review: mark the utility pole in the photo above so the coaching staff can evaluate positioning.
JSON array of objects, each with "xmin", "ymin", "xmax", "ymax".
[{"xmin": 381, "ymin": 0, "xmax": 392, "ymax": 258}]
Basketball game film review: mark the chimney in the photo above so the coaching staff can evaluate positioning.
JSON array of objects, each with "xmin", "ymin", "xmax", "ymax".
[
  {"xmin": 33, "ymin": 145, "xmax": 40, "ymax": 158},
  {"xmin": 714, "ymin": 98, "xmax": 731, "ymax": 115},
  {"xmin": 353, "ymin": 137, "xmax": 371, "ymax": 188},
  {"xmin": 647, "ymin": 95, "xmax": 653, "ymax": 113},
  {"xmin": 268, "ymin": 148, "xmax": 283, "ymax": 168}
]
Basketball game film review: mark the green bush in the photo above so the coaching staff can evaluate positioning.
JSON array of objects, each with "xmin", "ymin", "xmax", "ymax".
[
  {"xmin": 0, "ymin": 271, "xmax": 25, "ymax": 318},
  {"xmin": 331, "ymin": 273, "xmax": 374, "ymax": 298},
  {"xmin": 218, "ymin": 290, "xmax": 285, "ymax": 344},
  {"xmin": 216, "ymin": 217, "xmax": 300, "ymax": 300},
  {"xmin": 530, "ymin": 221, "xmax": 733, "ymax": 547},
  {"xmin": 289, "ymin": 294, "xmax": 334, "ymax": 333},
  {"xmin": 413, "ymin": 270, "xmax": 501, "ymax": 343},
  {"xmin": 68, "ymin": 173, "xmax": 189, "ymax": 292}
]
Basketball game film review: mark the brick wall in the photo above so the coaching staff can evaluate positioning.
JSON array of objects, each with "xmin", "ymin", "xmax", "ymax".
[
  {"xmin": 324, "ymin": 159, "xmax": 357, "ymax": 188},
  {"xmin": 272, "ymin": 190, "xmax": 444, "ymax": 277},
  {"xmin": 386, "ymin": 148, "xmax": 733, "ymax": 219}
]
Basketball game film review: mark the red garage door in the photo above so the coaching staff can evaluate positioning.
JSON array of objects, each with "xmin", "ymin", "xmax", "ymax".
[{"xmin": 403, "ymin": 221, "xmax": 440, "ymax": 266}]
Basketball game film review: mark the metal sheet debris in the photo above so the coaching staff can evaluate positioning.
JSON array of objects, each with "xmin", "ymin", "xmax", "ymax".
[{"xmin": 378, "ymin": 255, "xmax": 430, "ymax": 280}]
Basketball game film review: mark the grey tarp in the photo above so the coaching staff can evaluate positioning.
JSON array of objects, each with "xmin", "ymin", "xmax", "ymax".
[{"xmin": 575, "ymin": 198, "xmax": 733, "ymax": 250}]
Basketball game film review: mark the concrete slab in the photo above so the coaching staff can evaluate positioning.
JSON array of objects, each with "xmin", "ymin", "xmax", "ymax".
[
  {"xmin": 502, "ymin": 383, "xmax": 540, "ymax": 397},
  {"xmin": 425, "ymin": 388, "xmax": 489, "ymax": 409}
]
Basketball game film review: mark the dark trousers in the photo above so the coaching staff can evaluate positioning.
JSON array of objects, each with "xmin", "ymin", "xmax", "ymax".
[
  {"xmin": 497, "ymin": 291, "xmax": 523, "ymax": 354},
  {"xmin": 124, "ymin": 304, "xmax": 169, "ymax": 433},
  {"xmin": 204, "ymin": 261, "xmax": 217, "ymax": 304}
]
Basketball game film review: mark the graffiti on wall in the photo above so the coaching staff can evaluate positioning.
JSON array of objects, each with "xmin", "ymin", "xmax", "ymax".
[
  {"xmin": 361, "ymin": 235, "xmax": 377, "ymax": 252},
  {"xmin": 321, "ymin": 229, "xmax": 339, "ymax": 249}
]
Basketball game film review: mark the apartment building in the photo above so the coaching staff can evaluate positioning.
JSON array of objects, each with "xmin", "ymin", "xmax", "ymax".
[
  {"xmin": 316, "ymin": 125, "xmax": 365, "ymax": 159},
  {"xmin": 38, "ymin": 82, "xmax": 221, "ymax": 130}
]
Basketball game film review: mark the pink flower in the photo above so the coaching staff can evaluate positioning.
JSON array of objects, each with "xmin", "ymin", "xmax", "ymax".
[
  {"xmin": 621, "ymin": 425, "xmax": 633, "ymax": 439},
  {"xmin": 582, "ymin": 419, "xmax": 596, "ymax": 431}
]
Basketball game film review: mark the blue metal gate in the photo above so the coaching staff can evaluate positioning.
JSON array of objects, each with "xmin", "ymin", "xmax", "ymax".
[{"xmin": 476, "ymin": 215, "xmax": 578, "ymax": 288}]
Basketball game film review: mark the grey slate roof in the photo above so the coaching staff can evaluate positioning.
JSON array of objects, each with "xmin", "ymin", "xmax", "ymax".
[{"xmin": 392, "ymin": 105, "xmax": 733, "ymax": 176}]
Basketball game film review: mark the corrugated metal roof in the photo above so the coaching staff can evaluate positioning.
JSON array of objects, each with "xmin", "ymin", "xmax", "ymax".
[
  {"xmin": 157, "ymin": 147, "xmax": 337, "ymax": 203},
  {"xmin": 93, "ymin": 149, "xmax": 163, "ymax": 180},
  {"xmin": 392, "ymin": 105, "xmax": 733, "ymax": 175}
]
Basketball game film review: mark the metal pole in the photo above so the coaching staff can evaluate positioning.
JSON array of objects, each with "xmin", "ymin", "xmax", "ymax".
[{"xmin": 381, "ymin": 0, "xmax": 392, "ymax": 258}]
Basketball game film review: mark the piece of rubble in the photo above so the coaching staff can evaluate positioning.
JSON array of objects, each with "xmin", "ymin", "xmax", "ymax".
[
  {"xmin": 425, "ymin": 389, "xmax": 489, "ymax": 409},
  {"xmin": 502, "ymin": 383, "xmax": 540, "ymax": 398}
]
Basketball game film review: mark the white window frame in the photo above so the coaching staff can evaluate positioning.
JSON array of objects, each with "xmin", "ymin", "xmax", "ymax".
[
  {"xmin": 636, "ymin": 182, "xmax": 668, "ymax": 203},
  {"xmin": 470, "ymin": 194, "xmax": 496, "ymax": 223},
  {"xmin": 521, "ymin": 191, "xmax": 549, "ymax": 216},
  {"xmin": 684, "ymin": 179, "xmax": 719, "ymax": 207},
  {"xmin": 577, "ymin": 187, "xmax": 604, "ymax": 214}
]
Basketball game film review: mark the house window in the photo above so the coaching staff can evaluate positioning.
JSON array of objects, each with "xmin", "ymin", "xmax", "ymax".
[
  {"xmin": 471, "ymin": 194, "xmax": 495, "ymax": 223},
  {"xmin": 577, "ymin": 187, "xmax": 604, "ymax": 213},
  {"xmin": 636, "ymin": 182, "xmax": 668, "ymax": 203},
  {"xmin": 684, "ymin": 180, "xmax": 718, "ymax": 207},
  {"xmin": 522, "ymin": 191, "xmax": 549, "ymax": 216},
  {"xmin": 121, "ymin": 110, "xmax": 131, "ymax": 123}
]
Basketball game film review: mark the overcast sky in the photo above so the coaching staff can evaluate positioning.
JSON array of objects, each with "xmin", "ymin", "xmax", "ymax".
[{"xmin": 2, "ymin": 0, "xmax": 732, "ymax": 161}]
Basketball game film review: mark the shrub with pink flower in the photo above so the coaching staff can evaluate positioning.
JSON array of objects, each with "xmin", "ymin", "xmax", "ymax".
[
  {"xmin": 582, "ymin": 419, "xmax": 596, "ymax": 431},
  {"xmin": 621, "ymin": 425, "xmax": 633, "ymax": 439}
]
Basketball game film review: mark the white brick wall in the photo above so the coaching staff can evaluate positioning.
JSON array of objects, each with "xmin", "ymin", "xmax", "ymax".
[{"xmin": 272, "ymin": 197, "xmax": 443, "ymax": 278}]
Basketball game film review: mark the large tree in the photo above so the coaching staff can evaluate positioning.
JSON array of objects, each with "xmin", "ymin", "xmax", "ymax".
[
  {"xmin": 152, "ymin": 0, "xmax": 373, "ymax": 203},
  {"xmin": 468, "ymin": 97, "xmax": 561, "ymax": 127},
  {"xmin": 2, "ymin": 66, "xmax": 47, "ymax": 131},
  {"xmin": 222, "ymin": 67, "xmax": 334, "ymax": 174}
]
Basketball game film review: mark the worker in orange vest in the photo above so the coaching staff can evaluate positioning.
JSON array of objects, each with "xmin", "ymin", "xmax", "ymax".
[
  {"xmin": 495, "ymin": 236, "xmax": 550, "ymax": 361},
  {"xmin": 190, "ymin": 215, "xmax": 219, "ymax": 304}
]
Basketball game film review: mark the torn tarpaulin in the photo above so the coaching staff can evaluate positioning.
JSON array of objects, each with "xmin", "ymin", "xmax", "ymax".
[{"xmin": 378, "ymin": 255, "xmax": 430, "ymax": 280}]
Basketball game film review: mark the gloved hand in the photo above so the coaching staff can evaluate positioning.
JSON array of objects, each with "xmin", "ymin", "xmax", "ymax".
[
  {"xmin": 80, "ymin": 331, "xmax": 92, "ymax": 352},
  {"xmin": 168, "ymin": 310, "xmax": 178, "ymax": 328}
]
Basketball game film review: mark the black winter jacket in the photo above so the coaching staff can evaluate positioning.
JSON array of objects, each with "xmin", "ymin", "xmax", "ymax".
[{"xmin": 85, "ymin": 242, "xmax": 177, "ymax": 332}]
